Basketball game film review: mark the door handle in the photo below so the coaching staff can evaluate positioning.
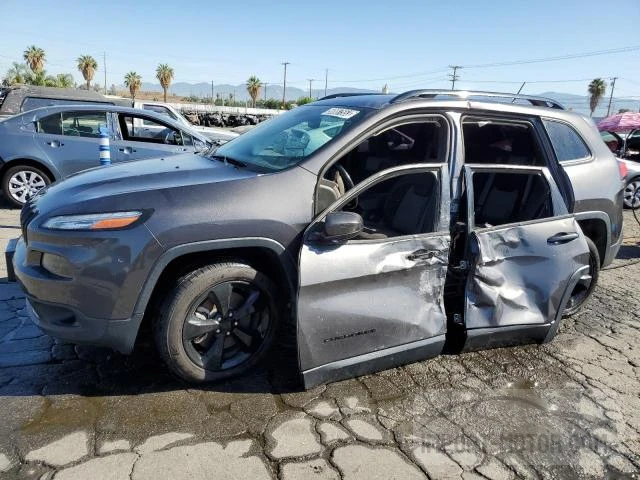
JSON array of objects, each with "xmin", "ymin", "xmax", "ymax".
[
  {"xmin": 407, "ymin": 249, "xmax": 439, "ymax": 261},
  {"xmin": 47, "ymin": 140, "xmax": 63, "ymax": 147},
  {"xmin": 547, "ymin": 232, "xmax": 579, "ymax": 244}
]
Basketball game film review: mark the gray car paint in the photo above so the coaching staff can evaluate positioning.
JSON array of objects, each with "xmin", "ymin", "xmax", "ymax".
[
  {"xmin": 298, "ymin": 165, "xmax": 451, "ymax": 375},
  {"xmin": 11, "ymin": 93, "xmax": 618, "ymax": 386}
]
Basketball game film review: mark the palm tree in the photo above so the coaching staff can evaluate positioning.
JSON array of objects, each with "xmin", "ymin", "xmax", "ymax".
[
  {"xmin": 588, "ymin": 78, "xmax": 607, "ymax": 117},
  {"xmin": 124, "ymin": 71, "xmax": 142, "ymax": 100},
  {"xmin": 2, "ymin": 62, "xmax": 30, "ymax": 85},
  {"xmin": 23, "ymin": 46, "xmax": 46, "ymax": 74},
  {"xmin": 77, "ymin": 55, "xmax": 98, "ymax": 90},
  {"xmin": 246, "ymin": 76, "xmax": 261, "ymax": 107},
  {"xmin": 156, "ymin": 64, "xmax": 174, "ymax": 102},
  {"xmin": 56, "ymin": 73, "xmax": 74, "ymax": 88}
]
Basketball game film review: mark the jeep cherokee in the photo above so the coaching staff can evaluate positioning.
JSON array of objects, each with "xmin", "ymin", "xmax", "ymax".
[{"xmin": 11, "ymin": 90, "xmax": 624, "ymax": 387}]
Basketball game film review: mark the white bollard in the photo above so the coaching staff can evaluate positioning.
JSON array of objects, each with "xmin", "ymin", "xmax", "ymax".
[{"xmin": 99, "ymin": 124, "xmax": 111, "ymax": 166}]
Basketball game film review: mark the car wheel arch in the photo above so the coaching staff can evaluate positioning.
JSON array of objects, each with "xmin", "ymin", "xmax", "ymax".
[
  {"xmin": 0, "ymin": 158, "xmax": 57, "ymax": 185},
  {"xmin": 575, "ymin": 214, "xmax": 609, "ymax": 267},
  {"xmin": 133, "ymin": 239, "xmax": 297, "ymax": 345}
]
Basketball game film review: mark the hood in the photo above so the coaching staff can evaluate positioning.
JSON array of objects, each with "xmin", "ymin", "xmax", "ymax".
[{"xmin": 32, "ymin": 153, "xmax": 257, "ymax": 213}]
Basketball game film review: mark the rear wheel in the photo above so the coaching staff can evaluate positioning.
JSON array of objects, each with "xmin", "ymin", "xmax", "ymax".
[
  {"xmin": 623, "ymin": 178, "xmax": 640, "ymax": 209},
  {"xmin": 154, "ymin": 262, "xmax": 281, "ymax": 383},
  {"xmin": 562, "ymin": 237, "xmax": 600, "ymax": 317},
  {"xmin": 2, "ymin": 164, "xmax": 52, "ymax": 208}
]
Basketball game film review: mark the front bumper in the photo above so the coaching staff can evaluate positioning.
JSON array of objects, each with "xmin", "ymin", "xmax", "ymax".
[
  {"xmin": 24, "ymin": 295, "xmax": 142, "ymax": 353},
  {"xmin": 11, "ymin": 226, "xmax": 162, "ymax": 353}
]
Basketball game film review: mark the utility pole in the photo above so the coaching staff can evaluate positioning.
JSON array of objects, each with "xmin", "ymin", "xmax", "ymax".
[
  {"xmin": 307, "ymin": 78, "xmax": 314, "ymax": 98},
  {"xmin": 324, "ymin": 68, "xmax": 328, "ymax": 97},
  {"xmin": 103, "ymin": 52, "xmax": 107, "ymax": 94},
  {"xmin": 281, "ymin": 61, "xmax": 290, "ymax": 108},
  {"xmin": 263, "ymin": 82, "xmax": 268, "ymax": 101},
  {"xmin": 211, "ymin": 80, "xmax": 214, "ymax": 104},
  {"xmin": 449, "ymin": 65, "xmax": 462, "ymax": 90},
  {"xmin": 606, "ymin": 76, "xmax": 618, "ymax": 116}
]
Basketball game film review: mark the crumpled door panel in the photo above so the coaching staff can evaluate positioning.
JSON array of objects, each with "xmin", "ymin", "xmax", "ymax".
[
  {"xmin": 465, "ymin": 216, "xmax": 590, "ymax": 329},
  {"xmin": 298, "ymin": 234, "xmax": 450, "ymax": 372}
]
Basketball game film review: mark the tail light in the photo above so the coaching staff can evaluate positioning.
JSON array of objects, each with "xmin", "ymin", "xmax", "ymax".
[{"xmin": 618, "ymin": 160, "xmax": 628, "ymax": 180}]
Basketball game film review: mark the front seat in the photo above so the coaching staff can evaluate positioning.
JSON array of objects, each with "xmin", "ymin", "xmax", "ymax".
[{"xmin": 359, "ymin": 174, "xmax": 437, "ymax": 239}]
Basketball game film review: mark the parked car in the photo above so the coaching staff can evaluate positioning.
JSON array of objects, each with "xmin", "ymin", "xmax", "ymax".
[
  {"xmin": 0, "ymin": 85, "xmax": 130, "ymax": 120},
  {"xmin": 132, "ymin": 101, "xmax": 239, "ymax": 143},
  {"xmin": 0, "ymin": 104, "xmax": 213, "ymax": 206},
  {"xmin": 11, "ymin": 90, "xmax": 624, "ymax": 388},
  {"xmin": 600, "ymin": 130, "xmax": 640, "ymax": 161},
  {"xmin": 617, "ymin": 156, "xmax": 640, "ymax": 209}
]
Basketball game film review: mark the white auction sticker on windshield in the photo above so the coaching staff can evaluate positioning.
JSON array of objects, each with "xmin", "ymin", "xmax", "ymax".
[{"xmin": 322, "ymin": 108, "xmax": 360, "ymax": 119}]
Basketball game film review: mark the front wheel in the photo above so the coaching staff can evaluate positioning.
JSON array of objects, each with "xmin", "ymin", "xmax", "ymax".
[
  {"xmin": 2, "ymin": 164, "xmax": 52, "ymax": 208},
  {"xmin": 154, "ymin": 262, "xmax": 281, "ymax": 383},
  {"xmin": 562, "ymin": 237, "xmax": 600, "ymax": 317}
]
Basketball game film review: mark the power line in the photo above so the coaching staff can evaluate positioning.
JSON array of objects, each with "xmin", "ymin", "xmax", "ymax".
[{"xmin": 464, "ymin": 45, "xmax": 640, "ymax": 69}]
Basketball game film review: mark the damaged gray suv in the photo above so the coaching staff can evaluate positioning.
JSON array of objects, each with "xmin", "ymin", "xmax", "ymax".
[{"xmin": 12, "ymin": 90, "xmax": 624, "ymax": 388}]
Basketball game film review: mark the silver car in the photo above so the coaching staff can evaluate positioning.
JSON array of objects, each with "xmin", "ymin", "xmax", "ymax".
[
  {"xmin": 0, "ymin": 104, "xmax": 213, "ymax": 206},
  {"xmin": 618, "ymin": 156, "xmax": 640, "ymax": 209}
]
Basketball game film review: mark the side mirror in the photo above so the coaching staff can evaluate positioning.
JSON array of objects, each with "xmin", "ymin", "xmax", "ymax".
[{"xmin": 323, "ymin": 211, "xmax": 363, "ymax": 242}]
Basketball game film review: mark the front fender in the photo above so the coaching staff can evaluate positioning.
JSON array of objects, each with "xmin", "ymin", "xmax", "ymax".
[{"xmin": 131, "ymin": 237, "xmax": 296, "ymax": 318}]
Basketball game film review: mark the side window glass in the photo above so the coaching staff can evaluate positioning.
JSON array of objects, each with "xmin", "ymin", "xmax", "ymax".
[
  {"xmin": 472, "ymin": 171, "xmax": 552, "ymax": 228},
  {"xmin": 330, "ymin": 171, "xmax": 440, "ymax": 240},
  {"xmin": 142, "ymin": 105, "xmax": 176, "ymax": 125},
  {"xmin": 542, "ymin": 119, "xmax": 591, "ymax": 162},
  {"xmin": 319, "ymin": 119, "xmax": 447, "ymax": 208},
  {"xmin": 61, "ymin": 111, "xmax": 107, "ymax": 138},
  {"xmin": 37, "ymin": 113, "xmax": 62, "ymax": 134},
  {"xmin": 463, "ymin": 118, "xmax": 544, "ymax": 166},
  {"xmin": 182, "ymin": 134, "xmax": 194, "ymax": 147},
  {"xmin": 119, "ymin": 114, "xmax": 183, "ymax": 145}
]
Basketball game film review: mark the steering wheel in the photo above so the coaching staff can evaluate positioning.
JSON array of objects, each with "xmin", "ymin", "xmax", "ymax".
[
  {"xmin": 334, "ymin": 164, "xmax": 358, "ymax": 208},
  {"xmin": 164, "ymin": 130, "xmax": 181, "ymax": 145},
  {"xmin": 335, "ymin": 164, "xmax": 354, "ymax": 192}
]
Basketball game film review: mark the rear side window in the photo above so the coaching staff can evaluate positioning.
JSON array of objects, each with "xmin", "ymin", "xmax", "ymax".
[
  {"xmin": 472, "ymin": 171, "xmax": 552, "ymax": 227},
  {"xmin": 61, "ymin": 111, "xmax": 107, "ymax": 138},
  {"xmin": 462, "ymin": 118, "xmax": 545, "ymax": 166},
  {"xmin": 543, "ymin": 119, "xmax": 591, "ymax": 162},
  {"xmin": 37, "ymin": 113, "xmax": 63, "ymax": 134}
]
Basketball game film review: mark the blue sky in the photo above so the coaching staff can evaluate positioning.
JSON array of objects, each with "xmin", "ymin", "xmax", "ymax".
[{"xmin": 2, "ymin": 0, "xmax": 640, "ymax": 102}]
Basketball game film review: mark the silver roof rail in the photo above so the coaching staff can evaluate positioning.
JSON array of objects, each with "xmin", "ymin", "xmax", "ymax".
[
  {"xmin": 317, "ymin": 92, "xmax": 385, "ymax": 101},
  {"xmin": 389, "ymin": 89, "xmax": 565, "ymax": 109}
]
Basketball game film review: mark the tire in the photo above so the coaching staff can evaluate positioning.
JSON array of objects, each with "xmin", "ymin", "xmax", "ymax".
[
  {"xmin": 562, "ymin": 237, "xmax": 600, "ymax": 318},
  {"xmin": 154, "ymin": 262, "xmax": 281, "ymax": 383},
  {"xmin": 2, "ymin": 164, "xmax": 52, "ymax": 208},
  {"xmin": 623, "ymin": 177, "xmax": 640, "ymax": 209}
]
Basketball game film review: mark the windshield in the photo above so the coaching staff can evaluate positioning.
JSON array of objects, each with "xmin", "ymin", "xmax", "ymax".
[{"xmin": 213, "ymin": 104, "xmax": 372, "ymax": 171}]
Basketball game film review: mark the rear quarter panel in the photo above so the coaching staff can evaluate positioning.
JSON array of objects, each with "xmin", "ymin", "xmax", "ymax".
[{"xmin": 561, "ymin": 116, "xmax": 624, "ymax": 261}]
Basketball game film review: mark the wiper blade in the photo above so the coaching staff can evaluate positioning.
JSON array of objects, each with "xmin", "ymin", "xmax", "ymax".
[{"xmin": 209, "ymin": 155, "xmax": 247, "ymax": 168}]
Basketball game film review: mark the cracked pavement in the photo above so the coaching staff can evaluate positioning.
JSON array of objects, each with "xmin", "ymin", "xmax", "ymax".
[{"xmin": 0, "ymin": 206, "xmax": 638, "ymax": 479}]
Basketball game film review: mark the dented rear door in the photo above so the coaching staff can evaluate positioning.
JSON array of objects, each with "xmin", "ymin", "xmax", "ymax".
[
  {"xmin": 297, "ymin": 165, "xmax": 450, "ymax": 385},
  {"xmin": 463, "ymin": 165, "xmax": 590, "ymax": 331}
]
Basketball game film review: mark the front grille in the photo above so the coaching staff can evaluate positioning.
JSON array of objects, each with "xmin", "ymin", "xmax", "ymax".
[{"xmin": 20, "ymin": 199, "xmax": 38, "ymax": 243}]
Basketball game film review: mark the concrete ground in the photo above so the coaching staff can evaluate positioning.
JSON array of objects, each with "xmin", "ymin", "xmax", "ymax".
[{"xmin": 0, "ymin": 203, "xmax": 638, "ymax": 479}]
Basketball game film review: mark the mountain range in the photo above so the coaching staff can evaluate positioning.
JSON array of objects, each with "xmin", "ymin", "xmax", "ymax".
[{"xmin": 131, "ymin": 82, "xmax": 639, "ymax": 117}]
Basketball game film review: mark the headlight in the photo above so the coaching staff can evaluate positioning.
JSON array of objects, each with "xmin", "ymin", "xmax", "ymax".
[{"xmin": 42, "ymin": 211, "xmax": 144, "ymax": 231}]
